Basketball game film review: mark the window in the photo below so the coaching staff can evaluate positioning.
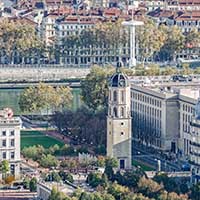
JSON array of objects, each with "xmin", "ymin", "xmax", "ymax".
[
  {"xmin": 2, "ymin": 152, "xmax": 6, "ymax": 159},
  {"xmin": 121, "ymin": 107, "xmax": 124, "ymax": 117},
  {"xmin": 2, "ymin": 131, "xmax": 6, "ymax": 136},
  {"xmin": 2, "ymin": 140, "xmax": 6, "ymax": 147},
  {"xmin": 121, "ymin": 91, "xmax": 124, "ymax": 102},
  {"xmin": 10, "ymin": 130, "xmax": 14, "ymax": 136},
  {"xmin": 113, "ymin": 107, "xmax": 118, "ymax": 117},
  {"xmin": 113, "ymin": 91, "xmax": 118, "ymax": 102},
  {"xmin": 11, "ymin": 139, "xmax": 15, "ymax": 147},
  {"xmin": 121, "ymin": 122, "xmax": 124, "ymax": 126},
  {"xmin": 121, "ymin": 132, "xmax": 124, "ymax": 135},
  {"xmin": 10, "ymin": 152, "xmax": 15, "ymax": 159}
]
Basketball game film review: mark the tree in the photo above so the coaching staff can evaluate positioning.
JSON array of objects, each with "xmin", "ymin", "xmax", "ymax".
[
  {"xmin": 137, "ymin": 19, "xmax": 167, "ymax": 63},
  {"xmin": 40, "ymin": 154, "xmax": 58, "ymax": 168},
  {"xmin": 23, "ymin": 177, "xmax": 30, "ymax": 189},
  {"xmin": 0, "ymin": 160, "xmax": 9, "ymax": 180},
  {"xmin": 158, "ymin": 191, "xmax": 188, "ymax": 200},
  {"xmin": 0, "ymin": 19, "xmax": 43, "ymax": 64},
  {"xmin": 59, "ymin": 171, "xmax": 74, "ymax": 183},
  {"xmin": 185, "ymin": 29, "xmax": 200, "ymax": 49},
  {"xmin": 81, "ymin": 66, "xmax": 113, "ymax": 111},
  {"xmin": 159, "ymin": 26, "xmax": 185, "ymax": 61},
  {"xmin": 29, "ymin": 177, "xmax": 37, "ymax": 192},
  {"xmin": 87, "ymin": 172, "xmax": 103, "ymax": 188},
  {"xmin": 190, "ymin": 182, "xmax": 200, "ymax": 200},
  {"xmin": 49, "ymin": 186, "xmax": 70, "ymax": 200},
  {"xmin": 104, "ymin": 157, "xmax": 118, "ymax": 181},
  {"xmin": 22, "ymin": 145, "xmax": 45, "ymax": 161},
  {"xmin": 107, "ymin": 183, "xmax": 129, "ymax": 200},
  {"xmin": 138, "ymin": 176, "xmax": 163, "ymax": 199},
  {"xmin": 19, "ymin": 83, "xmax": 72, "ymax": 113}
]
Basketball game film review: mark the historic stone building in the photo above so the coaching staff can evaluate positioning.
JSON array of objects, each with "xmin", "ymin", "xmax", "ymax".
[{"xmin": 107, "ymin": 68, "xmax": 132, "ymax": 169}]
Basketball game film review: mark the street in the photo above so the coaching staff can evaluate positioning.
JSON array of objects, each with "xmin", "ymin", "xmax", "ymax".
[{"xmin": 133, "ymin": 143, "xmax": 186, "ymax": 172}]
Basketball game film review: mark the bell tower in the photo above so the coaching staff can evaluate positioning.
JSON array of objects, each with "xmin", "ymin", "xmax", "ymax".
[{"xmin": 107, "ymin": 65, "xmax": 132, "ymax": 169}]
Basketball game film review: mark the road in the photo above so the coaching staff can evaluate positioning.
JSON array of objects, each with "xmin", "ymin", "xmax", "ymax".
[{"xmin": 132, "ymin": 143, "xmax": 185, "ymax": 172}]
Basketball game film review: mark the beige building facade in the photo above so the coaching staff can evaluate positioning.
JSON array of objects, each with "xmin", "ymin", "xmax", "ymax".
[{"xmin": 107, "ymin": 70, "xmax": 132, "ymax": 169}]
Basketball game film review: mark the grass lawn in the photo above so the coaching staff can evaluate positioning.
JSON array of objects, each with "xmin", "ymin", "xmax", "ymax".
[
  {"xmin": 21, "ymin": 130, "xmax": 64, "ymax": 149},
  {"xmin": 132, "ymin": 159, "xmax": 154, "ymax": 171}
]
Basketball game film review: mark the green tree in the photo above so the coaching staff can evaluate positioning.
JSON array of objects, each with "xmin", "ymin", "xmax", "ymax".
[
  {"xmin": 87, "ymin": 172, "xmax": 103, "ymax": 188},
  {"xmin": 29, "ymin": 177, "xmax": 37, "ymax": 192},
  {"xmin": 0, "ymin": 160, "xmax": 10, "ymax": 180},
  {"xmin": 22, "ymin": 145, "xmax": 45, "ymax": 161},
  {"xmin": 40, "ymin": 154, "xmax": 58, "ymax": 168},
  {"xmin": 159, "ymin": 26, "xmax": 185, "ymax": 61},
  {"xmin": 137, "ymin": 19, "xmax": 167, "ymax": 63},
  {"xmin": 19, "ymin": 83, "xmax": 72, "ymax": 113},
  {"xmin": 107, "ymin": 183, "xmax": 129, "ymax": 200},
  {"xmin": 49, "ymin": 186, "xmax": 70, "ymax": 200},
  {"xmin": 23, "ymin": 177, "xmax": 30, "ymax": 189},
  {"xmin": 59, "ymin": 171, "xmax": 74, "ymax": 183},
  {"xmin": 104, "ymin": 157, "xmax": 118, "ymax": 181},
  {"xmin": 81, "ymin": 66, "xmax": 113, "ymax": 111},
  {"xmin": 190, "ymin": 182, "xmax": 200, "ymax": 200}
]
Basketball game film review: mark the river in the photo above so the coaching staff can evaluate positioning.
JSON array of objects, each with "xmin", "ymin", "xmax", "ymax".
[{"xmin": 0, "ymin": 88, "xmax": 82, "ymax": 115}]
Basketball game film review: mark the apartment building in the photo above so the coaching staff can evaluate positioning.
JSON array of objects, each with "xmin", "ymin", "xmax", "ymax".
[{"xmin": 0, "ymin": 108, "xmax": 21, "ymax": 179}]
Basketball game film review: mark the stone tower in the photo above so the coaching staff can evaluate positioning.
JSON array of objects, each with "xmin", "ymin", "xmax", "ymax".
[{"xmin": 107, "ymin": 67, "xmax": 132, "ymax": 169}]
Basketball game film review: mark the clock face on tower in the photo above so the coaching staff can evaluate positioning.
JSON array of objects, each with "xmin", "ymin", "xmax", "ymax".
[{"xmin": 119, "ymin": 80, "xmax": 125, "ymax": 87}]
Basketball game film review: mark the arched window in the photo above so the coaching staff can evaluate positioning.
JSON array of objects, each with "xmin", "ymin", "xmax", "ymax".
[
  {"xmin": 121, "ymin": 107, "xmax": 124, "ymax": 117},
  {"xmin": 113, "ymin": 91, "xmax": 118, "ymax": 102},
  {"xmin": 113, "ymin": 107, "xmax": 118, "ymax": 117},
  {"xmin": 109, "ymin": 91, "xmax": 111, "ymax": 101}
]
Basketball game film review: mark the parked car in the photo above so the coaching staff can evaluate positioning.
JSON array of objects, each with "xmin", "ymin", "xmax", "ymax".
[{"xmin": 172, "ymin": 75, "xmax": 192, "ymax": 82}]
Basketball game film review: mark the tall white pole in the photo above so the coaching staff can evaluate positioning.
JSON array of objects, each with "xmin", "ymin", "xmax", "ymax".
[{"xmin": 122, "ymin": 20, "xmax": 143, "ymax": 67}]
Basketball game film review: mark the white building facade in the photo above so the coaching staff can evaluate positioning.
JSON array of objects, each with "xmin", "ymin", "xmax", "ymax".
[{"xmin": 0, "ymin": 108, "xmax": 21, "ymax": 179}]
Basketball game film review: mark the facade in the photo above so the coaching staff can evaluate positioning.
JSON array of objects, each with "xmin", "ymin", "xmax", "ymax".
[
  {"xmin": 189, "ymin": 98, "xmax": 200, "ymax": 183},
  {"xmin": 0, "ymin": 108, "xmax": 21, "ymax": 178},
  {"xmin": 129, "ymin": 81, "xmax": 200, "ymax": 158},
  {"xmin": 131, "ymin": 85, "xmax": 179, "ymax": 152},
  {"xmin": 107, "ymin": 68, "xmax": 132, "ymax": 169}
]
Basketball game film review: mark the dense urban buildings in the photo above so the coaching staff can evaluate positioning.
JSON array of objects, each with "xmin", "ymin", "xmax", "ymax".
[
  {"xmin": 0, "ymin": 0, "xmax": 200, "ymax": 66},
  {"xmin": 0, "ymin": 108, "xmax": 21, "ymax": 178}
]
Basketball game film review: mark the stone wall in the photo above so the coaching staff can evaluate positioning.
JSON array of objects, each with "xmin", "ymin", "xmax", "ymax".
[{"xmin": 0, "ymin": 66, "xmax": 90, "ymax": 82}]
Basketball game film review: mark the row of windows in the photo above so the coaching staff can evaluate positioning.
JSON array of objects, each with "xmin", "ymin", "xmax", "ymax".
[
  {"xmin": 110, "ymin": 107, "xmax": 126, "ymax": 118},
  {"xmin": 1, "ymin": 130, "xmax": 15, "ymax": 136},
  {"xmin": 182, "ymin": 104, "xmax": 194, "ymax": 114},
  {"xmin": 2, "ymin": 151, "xmax": 15, "ymax": 160},
  {"xmin": 131, "ymin": 92, "xmax": 162, "ymax": 108},
  {"xmin": 0, "ymin": 139, "xmax": 15, "ymax": 147},
  {"xmin": 60, "ymin": 24, "xmax": 93, "ymax": 30},
  {"xmin": 132, "ymin": 102, "xmax": 162, "ymax": 119}
]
